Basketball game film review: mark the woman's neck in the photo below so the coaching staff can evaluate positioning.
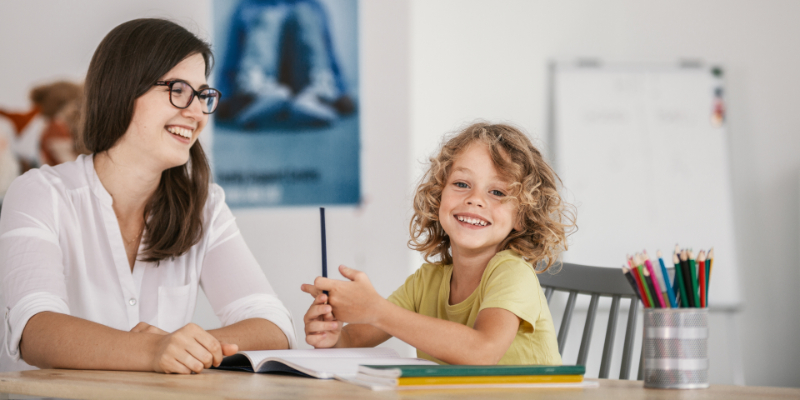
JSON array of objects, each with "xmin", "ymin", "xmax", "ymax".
[{"xmin": 94, "ymin": 149, "xmax": 162, "ymax": 221}]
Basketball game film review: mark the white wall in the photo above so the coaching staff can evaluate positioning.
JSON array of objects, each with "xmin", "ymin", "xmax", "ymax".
[
  {"xmin": 2, "ymin": 0, "xmax": 799, "ymax": 388},
  {"xmin": 0, "ymin": 2, "xmax": 213, "ymax": 108},
  {"xmin": 409, "ymin": 0, "xmax": 800, "ymax": 388}
]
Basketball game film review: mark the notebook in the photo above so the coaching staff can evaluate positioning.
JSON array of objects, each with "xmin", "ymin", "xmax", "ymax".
[{"xmin": 216, "ymin": 347, "xmax": 437, "ymax": 379}]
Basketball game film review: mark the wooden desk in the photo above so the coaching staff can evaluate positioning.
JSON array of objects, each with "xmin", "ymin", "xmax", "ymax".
[{"xmin": 0, "ymin": 369, "xmax": 797, "ymax": 400}]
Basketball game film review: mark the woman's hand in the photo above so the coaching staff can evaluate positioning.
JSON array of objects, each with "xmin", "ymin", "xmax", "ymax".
[
  {"xmin": 300, "ymin": 290, "xmax": 343, "ymax": 348},
  {"xmin": 130, "ymin": 322, "xmax": 168, "ymax": 335},
  {"xmin": 309, "ymin": 265, "xmax": 387, "ymax": 325},
  {"xmin": 151, "ymin": 323, "xmax": 239, "ymax": 374}
]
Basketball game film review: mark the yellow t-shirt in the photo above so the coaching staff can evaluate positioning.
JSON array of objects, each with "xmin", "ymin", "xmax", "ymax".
[{"xmin": 387, "ymin": 250, "xmax": 562, "ymax": 365}]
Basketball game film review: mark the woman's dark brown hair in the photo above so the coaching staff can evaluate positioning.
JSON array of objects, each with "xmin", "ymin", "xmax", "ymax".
[
  {"xmin": 83, "ymin": 18, "xmax": 213, "ymax": 262},
  {"xmin": 409, "ymin": 122, "xmax": 577, "ymax": 272}
]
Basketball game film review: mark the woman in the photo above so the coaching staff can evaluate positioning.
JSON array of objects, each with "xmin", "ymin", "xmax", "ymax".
[{"xmin": 0, "ymin": 19, "xmax": 296, "ymax": 374}]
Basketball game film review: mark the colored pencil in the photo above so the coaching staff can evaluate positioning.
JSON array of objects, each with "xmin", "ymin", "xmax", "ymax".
[
  {"xmin": 689, "ymin": 250, "xmax": 700, "ymax": 307},
  {"xmin": 643, "ymin": 269, "xmax": 659, "ymax": 308},
  {"xmin": 672, "ymin": 252, "xmax": 686, "ymax": 307},
  {"xmin": 679, "ymin": 250, "xmax": 695, "ymax": 307},
  {"xmin": 622, "ymin": 266, "xmax": 643, "ymax": 305},
  {"xmin": 628, "ymin": 255, "xmax": 650, "ymax": 308},
  {"xmin": 644, "ymin": 250, "xmax": 670, "ymax": 305},
  {"xmin": 698, "ymin": 250, "xmax": 707, "ymax": 308},
  {"xmin": 635, "ymin": 262, "xmax": 654, "ymax": 308},
  {"xmin": 642, "ymin": 252, "xmax": 666, "ymax": 308},
  {"xmin": 672, "ymin": 253, "xmax": 683, "ymax": 307},
  {"xmin": 673, "ymin": 245, "xmax": 685, "ymax": 307},
  {"xmin": 657, "ymin": 250, "xmax": 678, "ymax": 308}
]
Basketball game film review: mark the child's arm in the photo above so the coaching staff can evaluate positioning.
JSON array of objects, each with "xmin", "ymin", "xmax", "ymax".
[
  {"xmin": 313, "ymin": 266, "xmax": 520, "ymax": 365},
  {"xmin": 301, "ymin": 289, "xmax": 392, "ymax": 348}
]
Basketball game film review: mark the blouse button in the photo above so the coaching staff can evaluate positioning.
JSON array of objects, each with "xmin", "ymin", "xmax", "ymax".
[{"xmin": 129, "ymin": 298, "xmax": 137, "ymax": 306}]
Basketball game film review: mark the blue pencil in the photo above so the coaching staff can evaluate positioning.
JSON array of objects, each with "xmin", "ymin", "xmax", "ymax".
[{"xmin": 657, "ymin": 250, "xmax": 678, "ymax": 308}]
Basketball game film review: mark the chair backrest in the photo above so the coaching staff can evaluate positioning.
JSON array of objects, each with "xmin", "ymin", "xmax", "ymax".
[{"xmin": 538, "ymin": 262, "xmax": 642, "ymax": 380}]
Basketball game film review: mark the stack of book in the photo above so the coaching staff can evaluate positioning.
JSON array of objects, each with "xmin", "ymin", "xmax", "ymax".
[{"xmin": 341, "ymin": 364, "xmax": 597, "ymax": 391}]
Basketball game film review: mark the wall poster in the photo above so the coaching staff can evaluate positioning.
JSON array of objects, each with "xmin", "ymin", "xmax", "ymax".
[{"xmin": 213, "ymin": 0, "xmax": 359, "ymax": 207}]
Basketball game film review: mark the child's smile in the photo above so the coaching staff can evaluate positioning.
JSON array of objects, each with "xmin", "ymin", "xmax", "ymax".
[
  {"xmin": 439, "ymin": 143, "xmax": 521, "ymax": 260},
  {"xmin": 455, "ymin": 213, "xmax": 490, "ymax": 227}
]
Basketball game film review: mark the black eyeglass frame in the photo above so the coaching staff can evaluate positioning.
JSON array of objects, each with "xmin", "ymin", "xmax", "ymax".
[{"xmin": 154, "ymin": 80, "xmax": 222, "ymax": 115}]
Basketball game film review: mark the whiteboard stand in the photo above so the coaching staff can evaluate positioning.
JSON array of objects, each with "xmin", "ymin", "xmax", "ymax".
[{"xmin": 548, "ymin": 60, "xmax": 745, "ymax": 385}]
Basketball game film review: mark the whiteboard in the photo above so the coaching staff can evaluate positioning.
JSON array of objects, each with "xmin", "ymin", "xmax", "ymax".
[{"xmin": 549, "ymin": 62, "xmax": 742, "ymax": 308}]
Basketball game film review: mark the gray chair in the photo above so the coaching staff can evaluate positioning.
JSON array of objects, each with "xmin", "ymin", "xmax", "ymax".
[{"xmin": 537, "ymin": 262, "xmax": 642, "ymax": 380}]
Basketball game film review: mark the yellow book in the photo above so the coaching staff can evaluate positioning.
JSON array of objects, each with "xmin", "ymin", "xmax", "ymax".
[
  {"xmin": 338, "ymin": 363, "xmax": 597, "ymax": 390},
  {"xmin": 397, "ymin": 374, "xmax": 583, "ymax": 386}
]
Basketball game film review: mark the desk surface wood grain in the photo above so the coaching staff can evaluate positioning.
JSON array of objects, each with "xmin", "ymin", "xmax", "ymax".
[{"xmin": 0, "ymin": 369, "xmax": 798, "ymax": 400}]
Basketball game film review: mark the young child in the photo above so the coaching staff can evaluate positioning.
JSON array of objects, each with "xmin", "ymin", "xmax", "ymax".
[{"xmin": 301, "ymin": 122, "xmax": 575, "ymax": 365}]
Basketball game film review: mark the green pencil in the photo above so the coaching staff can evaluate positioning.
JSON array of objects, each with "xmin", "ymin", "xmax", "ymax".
[
  {"xmin": 635, "ymin": 256, "xmax": 654, "ymax": 308},
  {"xmin": 673, "ymin": 252, "xmax": 688, "ymax": 307},
  {"xmin": 688, "ymin": 250, "xmax": 699, "ymax": 308}
]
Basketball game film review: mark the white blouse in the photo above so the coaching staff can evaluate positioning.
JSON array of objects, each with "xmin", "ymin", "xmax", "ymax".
[{"xmin": 0, "ymin": 155, "xmax": 296, "ymax": 371}]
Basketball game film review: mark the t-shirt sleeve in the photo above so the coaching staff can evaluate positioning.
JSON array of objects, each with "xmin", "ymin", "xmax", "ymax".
[
  {"xmin": 199, "ymin": 184, "xmax": 297, "ymax": 348},
  {"xmin": 479, "ymin": 260, "xmax": 542, "ymax": 327},
  {"xmin": 0, "ymin": 171, "xmax": 71, "ymax": 361},
  {"xmin": 386, "ymin": 268, "xmax": 423, "ymax": 313}
]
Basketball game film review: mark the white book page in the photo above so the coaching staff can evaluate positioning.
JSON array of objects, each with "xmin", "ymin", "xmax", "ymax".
[
  {"xmin": 242, "ymin": 347, "xmax": 400, "ymax": 367},
  {"xmin": 282, "ymin": 357, "xmax": 434, "ymax": 379}
]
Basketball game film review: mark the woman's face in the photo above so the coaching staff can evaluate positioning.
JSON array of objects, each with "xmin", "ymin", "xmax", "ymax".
[{"xmin": 119, "ymin": 53, "xmax": 208, "ymax": 171}]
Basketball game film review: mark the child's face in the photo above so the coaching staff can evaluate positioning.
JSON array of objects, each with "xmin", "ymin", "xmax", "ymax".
[{"xmin": 439, "ymin": 143, "xmax": 521, "ymax": 261}]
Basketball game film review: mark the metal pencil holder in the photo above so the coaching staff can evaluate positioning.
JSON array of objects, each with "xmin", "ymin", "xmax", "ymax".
[{"xmin": 643, "ymin": 308, "xmax": 709, "ymax": 389}]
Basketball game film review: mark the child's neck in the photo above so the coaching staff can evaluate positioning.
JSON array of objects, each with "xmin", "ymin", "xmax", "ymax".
[{"xmin": 449, "ymin": 248, "xmax": 498, "ymax": 305}]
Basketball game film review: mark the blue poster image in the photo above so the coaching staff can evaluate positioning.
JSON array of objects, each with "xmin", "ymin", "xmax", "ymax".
[{"xmin": 213, "ymin": 0, "xmax": 359, "ymax": 207}]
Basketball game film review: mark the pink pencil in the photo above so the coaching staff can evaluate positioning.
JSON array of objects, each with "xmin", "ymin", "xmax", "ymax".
[{"xmin": 642, "ymin": 252, "xmax": 667, "ymax": 308}]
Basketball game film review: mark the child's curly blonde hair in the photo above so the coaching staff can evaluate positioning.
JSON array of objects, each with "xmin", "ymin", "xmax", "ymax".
[{"xmin": 408, "ymin": 122, "xmax": 576, "ymax": 272}]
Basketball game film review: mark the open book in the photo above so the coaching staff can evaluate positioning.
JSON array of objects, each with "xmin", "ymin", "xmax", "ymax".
[{"xmin": 216, "ymin": 347, "xmax": 436, "ymax": 379}]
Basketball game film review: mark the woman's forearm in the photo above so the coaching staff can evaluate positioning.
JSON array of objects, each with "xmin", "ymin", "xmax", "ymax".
[
  {"xmin": 207, "ymin": 318, "xmax": 289, "ymax": 351},
  {"xmin": 20, "ymin": 312, "xmax": 160, "ymax": 371}
]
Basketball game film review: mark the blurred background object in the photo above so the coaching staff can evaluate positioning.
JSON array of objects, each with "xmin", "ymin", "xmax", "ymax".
[
  {"xmin": 0, "ymin": 80, "xmax": 85, "ymax": 209},
  {"xmin": 0, "ymin": 80, "xmax": 85, "ymax": 171},
  {"xmin": 216, "ymin": 0, "xmax": 356, "ymax": 130}
]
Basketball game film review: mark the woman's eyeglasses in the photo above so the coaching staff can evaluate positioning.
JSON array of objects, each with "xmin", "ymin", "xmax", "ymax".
[{"xmin": 154, "ymin": 80, "xmax": 222, "ymax": 114}]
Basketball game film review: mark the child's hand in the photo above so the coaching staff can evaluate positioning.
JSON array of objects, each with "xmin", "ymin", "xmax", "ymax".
[
  {"xmin": 312, "ymin": 265, "xmax": 386, "ymax": 325},
  {"xmin": 301, "ymin": 291, "xmax": 343, "ymax": 348}
]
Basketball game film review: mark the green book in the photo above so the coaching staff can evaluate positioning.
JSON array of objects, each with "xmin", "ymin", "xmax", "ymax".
[{"xmin": 357, "ymin": 364, "xmax": 585, "ymax": 378}]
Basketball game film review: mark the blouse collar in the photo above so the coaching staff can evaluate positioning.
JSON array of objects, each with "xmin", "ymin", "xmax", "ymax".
[{"xmin": 83, "ymin": 154, "xmax": 114, "ymax": 207}]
